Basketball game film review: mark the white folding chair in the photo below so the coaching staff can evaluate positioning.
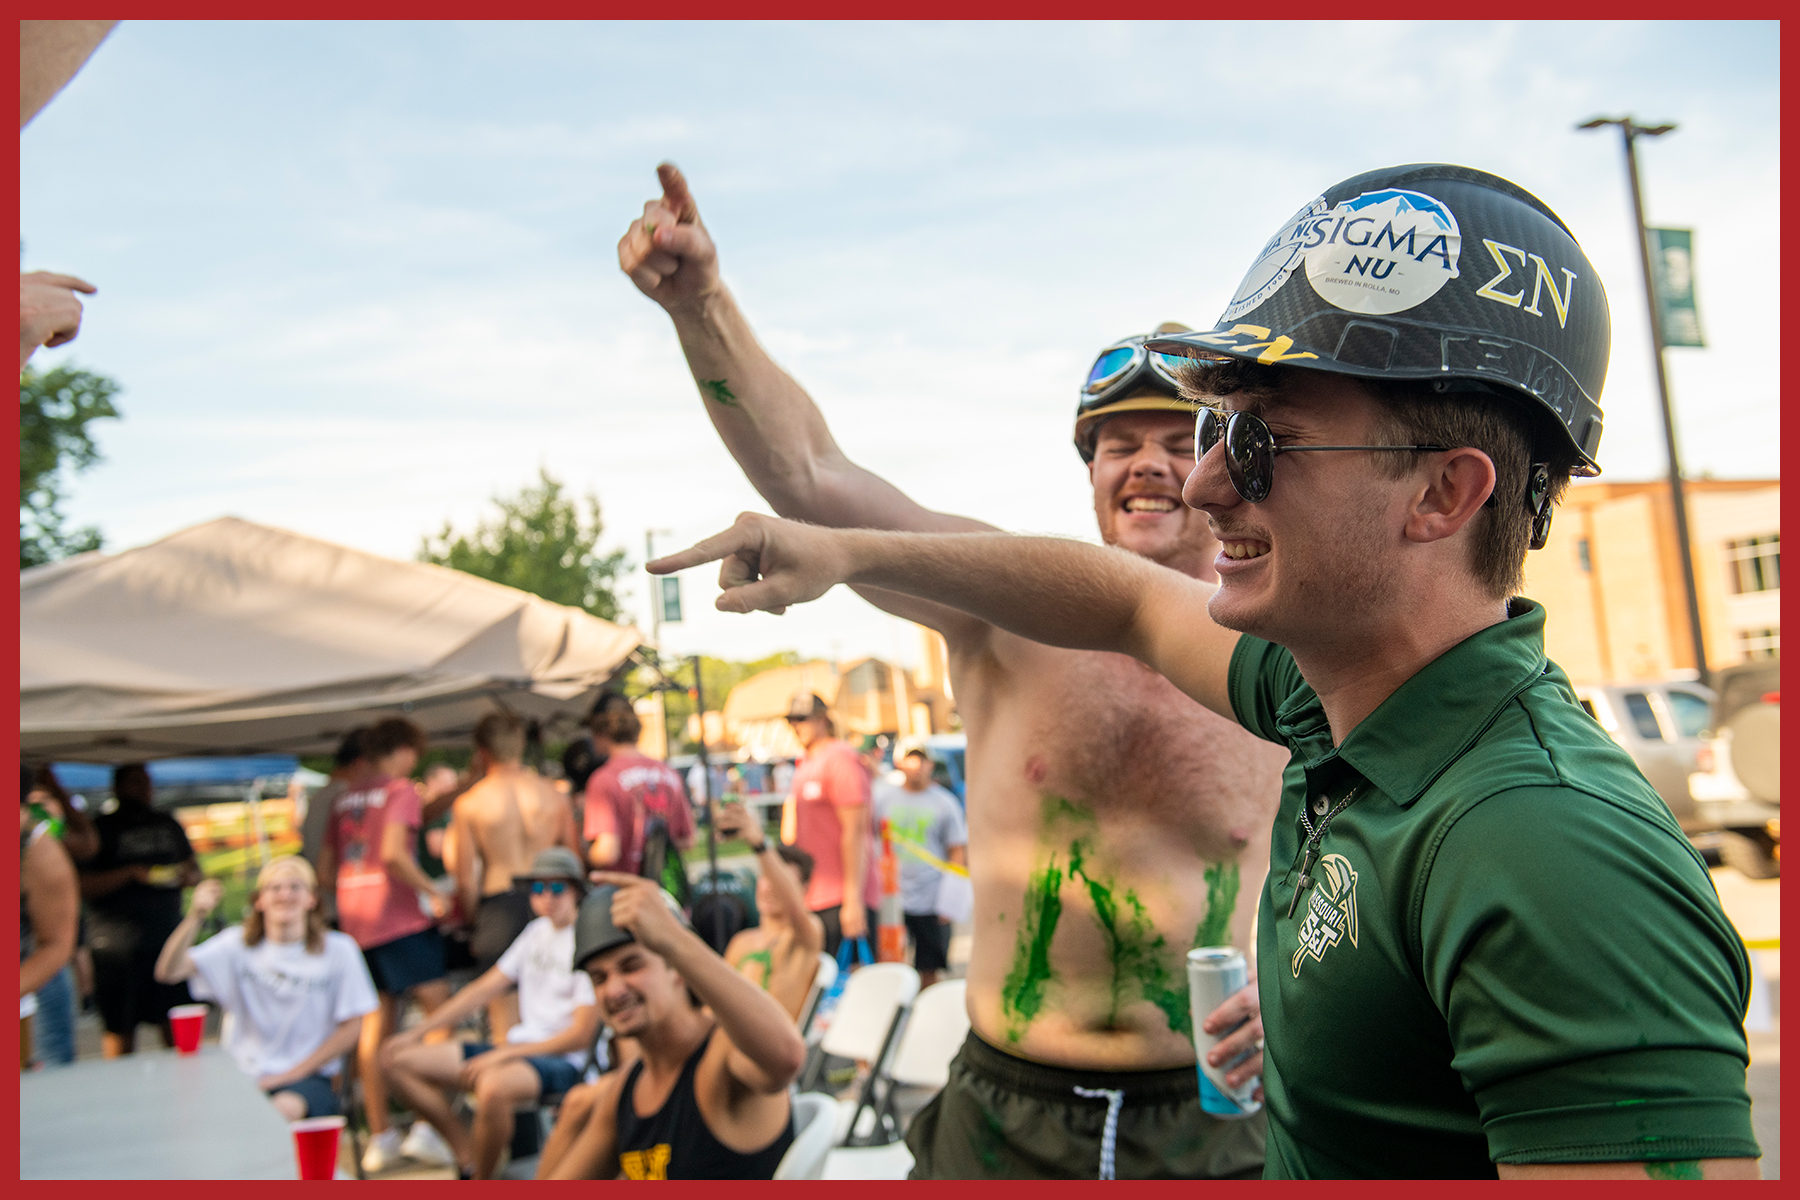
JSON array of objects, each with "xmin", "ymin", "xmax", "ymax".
[
  {"xmin": 872, "ymin": 978, "xmax": 969, "ymax": 1132},
  {"xmin": 817, "ymin": 963, "xmax": 919, "ymax": 1147},
  {"xmin": 798, "ymin": 951, "xmax": 837, "ymax": 1041},
  {"xmin": 822, "ymin": 1140, "xmax": 916, "ymax": 1179},
  {"xmin": 773, "ymin": 1092, "xmax": 839, "ymax": 1180}
]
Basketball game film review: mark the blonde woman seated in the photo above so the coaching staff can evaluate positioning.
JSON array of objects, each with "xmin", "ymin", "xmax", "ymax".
[{"xmin": 155, "ymin": 856, "xmax": 378, "ymax": 1120}]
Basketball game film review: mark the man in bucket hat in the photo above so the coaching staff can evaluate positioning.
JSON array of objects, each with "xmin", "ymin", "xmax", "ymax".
[{"xmin": 380, "ymin": 847, "xmax": 601, "ymax": 1178}]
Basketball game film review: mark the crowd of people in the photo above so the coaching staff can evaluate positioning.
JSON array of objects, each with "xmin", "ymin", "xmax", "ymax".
[{"xmin": 19, "ymin": 692, "xmax": 913, "ymax": 1180}]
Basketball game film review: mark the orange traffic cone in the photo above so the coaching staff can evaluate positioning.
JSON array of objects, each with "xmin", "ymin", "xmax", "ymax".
[{"xmin": 876, "ymin": 818, "xmax": 906, "ymax": 963}]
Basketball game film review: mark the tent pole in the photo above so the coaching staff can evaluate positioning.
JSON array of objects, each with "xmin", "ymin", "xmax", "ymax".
[
  {"xmin": 246, "ymin": 777, "xmax": 270, "ymax": 870},
  {"xmin": 691, "ymin": 654, "xmax": 723, "ymax": 951}
]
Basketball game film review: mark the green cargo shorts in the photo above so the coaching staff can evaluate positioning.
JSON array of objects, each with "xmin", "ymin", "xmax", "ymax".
[{"xmin": 904, "ymin": 1031, "xmax": 1265, "ymax": 1180}]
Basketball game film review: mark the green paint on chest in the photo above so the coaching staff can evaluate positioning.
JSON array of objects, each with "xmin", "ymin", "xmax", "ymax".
[
  {"xmin": 1192, "ymin": 861, "xmax": 1241, "ymax": 950},
  {"xmin": 699, "ymin": 378, "xmax": 739, "ymax": 406},
  {"xmin": 1645, "ymin": 1160, "xmax": 1703, "ymax": 1180},
  {"xmin": 999, "ymin": 856, "xmax": 1063, "ymax": 1042},
  {"xmin": 739, "ymin": 947, "xmax": 774, "ymax": 990},
  {"xmin": 1001, "ymin": 793, "xmax": 1238, "ymax": 1040}
]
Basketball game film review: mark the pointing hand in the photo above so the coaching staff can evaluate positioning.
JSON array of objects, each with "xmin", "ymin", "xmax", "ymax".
[{"xmin": 618, "ymin": 162, "xmax": 720, "ymax": 313}]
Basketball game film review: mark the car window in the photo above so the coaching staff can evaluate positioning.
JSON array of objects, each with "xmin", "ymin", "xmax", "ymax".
[
  {"xmin": 1622, "ymin": 693, "xmax": 1665, "ymax": 741},
  {"xmin": 1665, "ymin": 690, "xmax": 1712, "ymax": 739}
]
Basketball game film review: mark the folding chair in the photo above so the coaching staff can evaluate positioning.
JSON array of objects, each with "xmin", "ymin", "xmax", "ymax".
[
  {"xmin": 773, "ymin": 1092, "xmax": 839, "ymax": 1180},
  {"xmin": 814, "ymin": 963, "xmax": 919, "ymax": 1147},
  {"xmin": 798, "ymin": 951, "xmax": 837, "ymax": 1041},
  {"xmin": 871, "ymin": 979, "xmax": 968, "ymax": 1135}
]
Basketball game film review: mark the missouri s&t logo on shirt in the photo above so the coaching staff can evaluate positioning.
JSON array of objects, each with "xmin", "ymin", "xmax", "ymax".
[{"xmin": 1292, "ymin": 853, "xmax": 1359, "ymax": 978}]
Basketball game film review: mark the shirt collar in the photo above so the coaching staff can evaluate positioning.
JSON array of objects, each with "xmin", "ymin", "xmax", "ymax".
[{"xmin": 1272, "ymin": 600, "xmax": 1550, "ymax": 808}]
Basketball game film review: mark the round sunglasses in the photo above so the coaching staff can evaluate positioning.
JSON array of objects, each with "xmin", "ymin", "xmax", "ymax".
[
  {"xmin": 1196, "ymin": 408, "xmax": 1448, "ymax": 504},
  {"xmin": 529, "ymin": 880, "xmax": 573, "ymax": 896}
]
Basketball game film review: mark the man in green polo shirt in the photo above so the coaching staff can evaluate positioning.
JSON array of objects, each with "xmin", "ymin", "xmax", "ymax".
[{"xmin": 647, "ymin": 164, "xmax": 1761, "ymax": 1179}]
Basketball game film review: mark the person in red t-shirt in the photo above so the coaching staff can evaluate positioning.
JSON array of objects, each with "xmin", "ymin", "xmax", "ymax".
[
  {"xmin": 582, "ymin": 694, "xmax": 694, "ymax": 877},
  {"xmin": 783, "ymin": 691, "xmax": 878, "ymax": 956},
  {"xmin": 316, "ymin": 715, "xmax": 454, "ymax": 1171}
]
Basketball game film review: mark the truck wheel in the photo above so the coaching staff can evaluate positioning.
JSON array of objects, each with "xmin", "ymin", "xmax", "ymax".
[{"xmin": 1719, "ymin": 831, "xmax": 1780, "ymax": 880}]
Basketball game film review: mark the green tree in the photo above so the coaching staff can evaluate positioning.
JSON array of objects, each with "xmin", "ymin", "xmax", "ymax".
[
  {"xmin": 418, "ymin": 468, "xmax": 630, "ymax": 622},
  {"xmin": 652, "ymin": 651, "xmax": 804, "ymax": 753},
  {"xmin": 20, "ymin": 364, "xmax": 121, "ymax": 568}
]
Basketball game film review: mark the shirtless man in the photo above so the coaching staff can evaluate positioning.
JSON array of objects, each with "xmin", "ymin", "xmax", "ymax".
[
  {"xmin": 618, "ymin": 164, "xmax": 1287, "ymax": 1180},
  {"xmin": 448, "ymin": 711, "xmax": 581, "ymax": 1038},
  {"xmin": 713, "ymin": 800, "xmax": 825, "ymax": 1021}
]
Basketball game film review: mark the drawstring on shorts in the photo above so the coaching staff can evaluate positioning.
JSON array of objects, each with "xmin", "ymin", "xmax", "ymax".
[{"xmin": 1072, "ymin": 1086, "xmax": 1125, "ymax": 1180}]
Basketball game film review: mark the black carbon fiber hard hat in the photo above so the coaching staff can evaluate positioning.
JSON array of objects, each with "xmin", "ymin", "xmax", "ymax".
[{"xmin": 1149, "ymin": 164, "xmax": 1609, "ymax": 476}]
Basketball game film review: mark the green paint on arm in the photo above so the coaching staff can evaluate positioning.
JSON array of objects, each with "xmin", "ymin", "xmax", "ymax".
[
  {"xmin": 1000, "ymin": 855, "xmax": 1063, "ymax": 1043},
  {"xmin": 1192, "ymin": 861, "xmax": 1241, "ymax": 950},
  {"xmin": 699, "ymin": 378, "xmax": 739, "ymax": 407},
  {"xmin": 1644, "ymin": 1161, "xmax": 1704, "ymax": 1180}
]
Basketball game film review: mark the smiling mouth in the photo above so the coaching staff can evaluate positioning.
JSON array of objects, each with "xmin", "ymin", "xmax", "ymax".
[
  {"xmin": 1220, "ymin": 539, "xmax": 1269, "ymax": 560},
  {"xmin": 1122, "ymin": 496, "xmax": 1178, "ymax": 514}
]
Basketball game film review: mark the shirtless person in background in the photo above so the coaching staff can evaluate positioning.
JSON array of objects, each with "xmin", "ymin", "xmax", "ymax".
[
  {"xmin": 713, "ymin": 800, "xmax": 824, "ymax": 1021},
  {"xmin": 448, "ymin": 711, "xmax": 582, "ymax": 1037},
  {"xmin": 617, "ymin": 165, "xmax": 1287, "ymax": 1180}
]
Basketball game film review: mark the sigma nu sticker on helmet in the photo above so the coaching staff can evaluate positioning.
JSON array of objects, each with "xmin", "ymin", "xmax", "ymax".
[
  {"xmin": 1221, "ymin": 195, "xmax": 1330, "ymax": 323},
  {"xmin": 1303, "ymin": 189, "xmax": 1461, "ymax": 316}
]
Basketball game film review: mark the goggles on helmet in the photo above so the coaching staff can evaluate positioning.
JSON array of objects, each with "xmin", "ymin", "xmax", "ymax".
[
  {"xmin": 1073, "ymin": 328, "xmax": 1201, "ymax": 463},
  {"xmin": 1083, "ymin": 337, "xmax": 1191, "ymax": 408}
]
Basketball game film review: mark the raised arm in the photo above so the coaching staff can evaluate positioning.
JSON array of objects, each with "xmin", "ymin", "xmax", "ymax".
[
  {"xmin": 619, "ymin": 164, "xmax": 993, "ymax": 635},
  {"xmin": 154, "ymin": 878, "xmax": 223, "ymax": 984},
  {"xmin": 596, "ymin": 873, "xmax": 806, "ymax": 1095},
  {"xmin": 650, "ymin": 514, "xmax": 1244, "ymax": 722},
  {"xmin": 716, "ymin": 802, "xmax": 823, "ymax": 954}
]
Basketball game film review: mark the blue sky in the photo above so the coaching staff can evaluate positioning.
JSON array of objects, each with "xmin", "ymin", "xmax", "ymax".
[{"xmin": 20, "ymin": 20, "xmax": 1780, "ymax": 666}]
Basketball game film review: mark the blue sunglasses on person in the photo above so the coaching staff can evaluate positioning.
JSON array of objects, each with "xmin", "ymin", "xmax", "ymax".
[{"xmin": 529, "ymin": 880, "xmax": 572, "ymax": 896}]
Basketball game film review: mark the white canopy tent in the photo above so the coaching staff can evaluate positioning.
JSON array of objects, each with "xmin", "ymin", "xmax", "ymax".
[{"xmin": 20, "ymin": 517, "xmax": 642, "ymax": 762}]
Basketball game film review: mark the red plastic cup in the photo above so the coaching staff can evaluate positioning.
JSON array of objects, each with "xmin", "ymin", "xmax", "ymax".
[
  {"xmin": 168, "ymin": 1003, "xmax": 208, "ymax": 1054},
  {"xmin": 291, "ymin": 1116, "xmax": 346, "ymax": 1180}
]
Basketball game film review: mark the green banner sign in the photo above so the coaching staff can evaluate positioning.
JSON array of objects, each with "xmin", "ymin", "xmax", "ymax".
[
  {"xmin": 659, "ymin": 574, "xmax": 683, "ymax": 623},
  {"xmin": 1647, "ymin": 227, "xmax": 1704, "ymax": 348}
]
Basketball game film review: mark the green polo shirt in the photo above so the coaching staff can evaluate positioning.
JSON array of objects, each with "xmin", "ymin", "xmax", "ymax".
[{"xmin": 1229, "ymin": 599, "xmax": 1758, "ymax": 1178}]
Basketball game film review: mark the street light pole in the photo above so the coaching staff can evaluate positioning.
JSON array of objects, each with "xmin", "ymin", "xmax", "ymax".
[
  {"xmin": 645, "ymin": 528, "xmax": 674, "ymax": 648},
  {"xmin": 1578, "ymin": 115, "xmax": 1709, "ymax": 682}
]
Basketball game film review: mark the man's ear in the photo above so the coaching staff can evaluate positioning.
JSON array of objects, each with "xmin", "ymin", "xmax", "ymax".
[{"xmin": 1404, "ymin": 448, "xmax": 1495, "ymax": 545}]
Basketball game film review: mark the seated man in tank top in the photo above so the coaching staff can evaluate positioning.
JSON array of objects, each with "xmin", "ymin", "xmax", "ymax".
[{"xmin": 540, "ymin": 873, "xmax": 806, "ymax": 1180}]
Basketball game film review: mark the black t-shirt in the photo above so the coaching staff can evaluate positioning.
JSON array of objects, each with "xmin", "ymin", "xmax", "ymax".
[{"xmin": 81, "ymin": 803, "xmax": 195, "ymax": 934}]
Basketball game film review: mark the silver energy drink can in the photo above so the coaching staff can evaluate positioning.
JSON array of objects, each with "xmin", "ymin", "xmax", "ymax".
[{"xmin": 1187, "ymin": 946, "xmax": 1263, "ymax": 1119}]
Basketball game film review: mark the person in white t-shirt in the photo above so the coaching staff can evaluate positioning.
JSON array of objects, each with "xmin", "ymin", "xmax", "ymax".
[
  {"xmin": 380, "ymin": 846, "xmax": 603, "ymax": 1179},
  {"xmin": 154, "ymin": 855, "xmax": 378, "ymax": 1120}
]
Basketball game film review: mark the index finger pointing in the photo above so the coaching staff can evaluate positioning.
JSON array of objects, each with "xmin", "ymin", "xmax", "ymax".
[
  {"xmin": 657, "ymin": 162, "xmax": 699, "ymax": 224},
  {"xmin": 645, "ymin": 522, "xmax": 758, "ymax": 576},
  {"xmin": 586, "ymin": 870, "xmax": 644, "ymax": 888}
]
